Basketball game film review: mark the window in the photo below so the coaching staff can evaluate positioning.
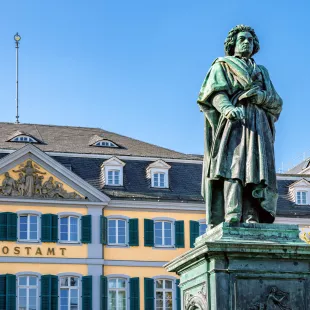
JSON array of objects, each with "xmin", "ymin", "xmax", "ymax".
[
  {"xmin": 199, "ymin": 222, "xmax": 207, "ymax": 236},
  {"xmin": 108, "ymin": 278, "xmax": 127, "ymax": 310},
  {"xmin": 60, "ymin": 216, "xmax": 79, "ymax": 242},
  {"xmin": 60, "ymin": 276, "xmax": 80, "ymax": 310},
  {"xmin": 11, "ymin": 135, "xmax": 37, "ymax": 143},
  {"xmin": 154, "ymin": 221, "xmax": 172, "ymax": 247},
  {"xmin": 297, "ymin": 191, "xmax": 307, "ymax": 205},
  {"xmin": 153, "ymin": 172, "xmax": 166, "ymax": 188},
  {"xmin": 155, "ymin": 279, "xmax": 173, "ymax": 310},
  {"xmin": 95, "ymin": 140, "xmax": 118, "ymax": 147},
  {"xmin": 18, "ymin": 275, "xmax": 39, "ymax": 310},
  {"xmin": 19, "ymin": 214, "xmax": 39, "ymax": 241},
  {"xmin": 108, "ymin": 219, "xmax": 127, "ymax": 245},
  {"xmin": 107, "ymin": 170, "xmax": 120, "ymax": 186}
]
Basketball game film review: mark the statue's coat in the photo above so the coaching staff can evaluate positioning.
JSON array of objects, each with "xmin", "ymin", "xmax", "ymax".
[{"xmin": 198, "ymin": 56, "xmax": 283, "ymax": 224}]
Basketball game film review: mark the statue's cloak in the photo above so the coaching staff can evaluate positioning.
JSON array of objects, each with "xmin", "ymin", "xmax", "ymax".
[{"xmin": 198, "ymin": 56, "xmax": 283, "ymax": 224}]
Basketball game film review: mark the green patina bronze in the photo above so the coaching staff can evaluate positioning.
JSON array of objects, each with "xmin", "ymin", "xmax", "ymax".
[
  {"xmin": 166, "ymin": 25, "xmax": 310, "ymax": 310},
  {"xmin": 198, "ymin": 25, "xmax": 283, "ymax": 226}
]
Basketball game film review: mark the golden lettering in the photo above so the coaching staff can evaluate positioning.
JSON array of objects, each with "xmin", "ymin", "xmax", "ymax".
[
  {"xmin": 2, "ymin": 246, "xmax": 9, "ymax": 254},
  {"xmin": 25, "ymin": 247, "xmax": 31, "ymax": 255},
  {"xmin": 35, "ymin": 248, "xmax": 42, "ymax": 255},
  {"xmin": 14, "ymin": 247, "xmax": 20, "ymax": 254},
  {"xmin": 60, "ymin": 248, "xmax": 66, "ymax": 256},
  {"xmin": 47, "ymin": 248, "xmax": 55, "ymax": 256}
]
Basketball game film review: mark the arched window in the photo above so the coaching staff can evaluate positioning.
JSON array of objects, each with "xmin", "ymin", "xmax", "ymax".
[
  {"xmin": 155, "ymin": 278, "xmax": 174, "ymax": 310},
  {"xmin": 108, "ymin": 218, "xmax": 127, "ymax": 245},
  {"xmin": 11, "ymin": 135, "xmax": 37, "ymax": 143},
  {"xmin": 60, "ymin": 275, "xmax": 80, "ymax": 310},
  {"xmin": 17, "ymin": 274, "xmax": 39, "ymax": 310},
  {"xmin": 59, "ymin": 214, "xmax": 81, "ymax": 243},
  {"xmin": 108, "ymin": 277, "xmax": 128, "ymax": 310},
  {"xmin": 95, "ymin": 140, "xmax": 118, "ymax": 147},
  {"xmin": 17, "ymin": 211, "xmax": 41, "ymax": 242},
  {"xmin": 154, "ymin": 220, "xmax": 173, "ymax": 247}
]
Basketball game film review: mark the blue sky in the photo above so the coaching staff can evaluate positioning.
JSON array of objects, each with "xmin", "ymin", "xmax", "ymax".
[{"xmin": 0, "ymin": 0, "xmax": 309, "ymax": 171}]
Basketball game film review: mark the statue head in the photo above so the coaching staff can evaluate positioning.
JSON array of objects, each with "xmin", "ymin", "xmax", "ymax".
[
  {"xmin": 26, "ymin": 160, "xmax": 33, "ymax": 167},
  {"xmin": 5, "ymin": 172, "xmax": 10, "ymax": 178},
  {"xmin": 224, "ymin": 25, "xmax": 260, "ymax": 58}
]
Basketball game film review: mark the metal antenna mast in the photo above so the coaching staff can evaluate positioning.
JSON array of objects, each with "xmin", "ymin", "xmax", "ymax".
[{"xmin": 14, "ymin": 33, "xmax": 21, "ymax": 124}]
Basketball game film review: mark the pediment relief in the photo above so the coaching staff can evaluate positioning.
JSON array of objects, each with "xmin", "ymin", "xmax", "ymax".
[{"xmin": 0, "ymin": 159, "xmax": 84, "ymax": 200}]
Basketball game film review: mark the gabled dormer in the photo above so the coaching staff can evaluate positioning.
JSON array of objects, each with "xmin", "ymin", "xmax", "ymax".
[
  {"xmin": 288, "ymin": 178, "xmax": 310, "ymax": 205},
  {"xmin": 146, "ymin": 160, "xmax": 171, "ymax": 189},
  {"xmin": 101, "ymin": 157, "xmax": 125, "ymax": 187}
]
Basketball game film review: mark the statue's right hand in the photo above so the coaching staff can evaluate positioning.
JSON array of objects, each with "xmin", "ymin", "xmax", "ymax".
[{"xmin": 226, "ymin": 107, "xmax": 245, "ymax": 121}]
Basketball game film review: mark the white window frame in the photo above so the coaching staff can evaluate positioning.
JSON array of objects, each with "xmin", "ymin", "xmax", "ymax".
[
  {"xmin": 107, "ymin": 169, "xmax": 121, "ymax": 186},
  {"xmin": 58, "ymin": 273, "xmax": 81, "ymax": 310},
  {"xmin": 151, "ymin": 169, "xmax": 168, "ymax": 188},
  {"xmin": 17, "ymin": 272, "xmax": 40, "ymax": 310},
  {"xmin": 58, "ymin": 213, "xmax": 82, "ymax": 244},
  {"xmin": 11, "ymin": 135, "xmax": 37, "ymax": 143},
  {"xmin": 296, "ymin": 191, "xmax": 308, "ymax": 205},
  {"xmin": 95, "ymin": 140, "xmax": 118, "ymax": 147},
  {"xmin": 17, "ymin": 211, "xmax": 41, "ymax": 243},
  {"xmin": 107, "ymin": 275, "xmax": 129, "ymax": 310},
  {"xmin": 153, "ymin": 218, "xmax": 175, "ymax": 248},
  {"xmin": 107, "ymin": 217, "xmax": 128, "ymax": 246},
  {"xmin": 102, "ymin": 157, "xmax": 125, "ymax": 187},
  {"xmin": 153, "ymin": 276, "xmax": 176, "ymax": 310}
]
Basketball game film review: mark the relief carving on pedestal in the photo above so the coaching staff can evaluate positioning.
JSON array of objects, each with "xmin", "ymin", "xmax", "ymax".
[
  {"xmin": 249, "ymin": 286, "xmax": 291, "ymax": 310},
  {"xmin": 0, "ymin": 160, "xmax": 82, "ymax": 200},
  {"xmin": 184, "ymin": 283, "xmax": 208, "ymax": 310}
]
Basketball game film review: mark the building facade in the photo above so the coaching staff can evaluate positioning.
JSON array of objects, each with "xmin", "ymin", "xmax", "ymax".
[
  {"xmin": 0, "ymin": 122, "xmax": 309, "ymax": 310},
  {"xmin": 0, "ymin": 123, "xmax": 205, "ymax": 310}
]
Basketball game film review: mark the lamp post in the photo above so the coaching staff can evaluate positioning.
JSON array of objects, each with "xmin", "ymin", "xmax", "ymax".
[{"xmin": 14, "ymin": 32, "xmax": 21, "ymax": 124}]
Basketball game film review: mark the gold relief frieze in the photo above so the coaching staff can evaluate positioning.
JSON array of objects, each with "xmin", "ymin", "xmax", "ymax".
[{"xmin": 0, "ymin": 160, "xmax": 83, "ymax": 200}]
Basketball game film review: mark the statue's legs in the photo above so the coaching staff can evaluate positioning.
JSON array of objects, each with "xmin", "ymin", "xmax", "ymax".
[
  {"xmin": 223, "ymin": 180, "xmax": 260, "ymax": 223},
  {"xmin": 223, "ymin": 179, "xmax": 242, "ymax": 222}
]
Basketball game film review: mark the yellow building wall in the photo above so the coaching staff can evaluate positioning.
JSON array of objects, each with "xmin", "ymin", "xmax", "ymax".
[
  {"xmin": 0, "ymin": 263, "xmax": 88, "ymax": 275},
  {"xmin": 104, "ymin": 209, "xmax": 205, "ymax": 261},
  {"xmin": 0, "ymin": 205, "xmax": 88, "ymax": 258},
  {"xmin": 104, "ymin": 266, "xmax": 179, "ymax": 310}
]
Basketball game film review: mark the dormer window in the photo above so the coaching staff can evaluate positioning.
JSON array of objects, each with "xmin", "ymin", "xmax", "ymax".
[
  {"xmin": 101, "ymin": 157, "xmax": 125, "ymax": 187},
  {"xmin": 146, "ymin": 160, "xmax": 171, "ymax": 189},
  {"xmin": 11, "ymin": 135, "xmax": 37, "ymax": 143},
  {"xmin": 95, "ymin": 140, "xmax": 118, "ymax": 148},
  {"xmin": 297, "ymin": 191, "xmax": 307, "ymax": 205}
]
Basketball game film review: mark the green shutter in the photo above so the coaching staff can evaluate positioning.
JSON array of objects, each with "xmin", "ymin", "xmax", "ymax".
[
  {"xmin": 82, "ymin": 276, "xmax": 92, "ymax": 310},
  {"xmin": 6, "ymin": 274, "xmax": 16, "ymax": 310},
  {"xmin": 100, "ymin": 216, "xmax": 107, "ymax": 245},
  {"xmin": 0, "ymin": 275, "xmax": 5, "ymax": 310},
  {"xmin": 130, "ymin": 277, "xmax": 140, "ymax": 310},
  {"xmin": 176, "ymin": 279, "xmax": 181, "ymax": 310},
  {"xmin": 175, "ymin": 220, "xmax": 184, "ymax": 248},
  {"xmin": 41, "ymin": 214, "xmax": 58, "ymax": 242},
  {"xmin": 0, "ymin": 213, "xmax": 17, "ymax": 241},
  {"xmin": 41, "ymin": 275, "xmax": 58, "ymax": 310},
  {"xmin": 129, "ymin": 219, "xmax": 139, "ymax": 246},
  {"xmin": 0, "ymin": 213, "xmax": 7, "ymax": 241},
  {"xmin": 81, "ymin": 215, "xmax": 92, "ymax": 243},
  {"xmin": 100, "ymin": 276, "xmax": 108, "ymax": 310},
  {"xmin": 190, "ymin": 221, "xmax": 199, "ymax": 248},
  {"xmin": 7, "ymin": 213, "xmax": 17, "ymax": 241},
  {"xmin": 144, "ymin": 219, "xmax": 154, "ymax": 247},
  {"xmin": 144, "ymin": 278, "xmax": 154, "ymax": 310}
]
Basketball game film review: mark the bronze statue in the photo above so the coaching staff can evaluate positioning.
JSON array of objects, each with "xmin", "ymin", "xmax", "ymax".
[{"xmin": 198, "ymin": 25, "xmax": 282, "ymax": 226}]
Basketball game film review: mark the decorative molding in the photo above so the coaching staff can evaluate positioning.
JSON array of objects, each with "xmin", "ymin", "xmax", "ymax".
[
  {"xmin": 0, "ymin": 144, "xmax": 110, "ymax": 203},
  {"xmin": 184, "ymin": 283, "xmax": 208, "ymax": 310}
]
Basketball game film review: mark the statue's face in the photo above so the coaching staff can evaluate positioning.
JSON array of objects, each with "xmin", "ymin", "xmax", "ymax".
[{"xmin": 234, "ymin": 31, "xmax": 254, "ymax": 58}]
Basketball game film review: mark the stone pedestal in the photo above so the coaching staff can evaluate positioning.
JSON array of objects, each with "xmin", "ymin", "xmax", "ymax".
[{"xmin": 165, "ymin": 223, "xmax": 310, "ymax": 309}]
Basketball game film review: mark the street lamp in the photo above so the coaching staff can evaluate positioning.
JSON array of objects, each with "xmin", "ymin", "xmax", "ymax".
[{"xmin": 14, "ymin": 32, "xmax": 21, "ymax": 124}]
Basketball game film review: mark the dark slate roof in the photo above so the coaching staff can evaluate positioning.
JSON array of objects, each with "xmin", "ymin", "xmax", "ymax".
[
  {"xmin": 52, "ymin": 156, "xmax": 204, "ymax": 202},
  {"xmin": 0, "ymin": 122, "xmax": 201, "ymax": 160}
]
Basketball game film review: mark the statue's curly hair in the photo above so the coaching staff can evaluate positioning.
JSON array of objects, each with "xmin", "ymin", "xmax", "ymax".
[{"xmin": 224, "ymin": 25, "xmax": 260, "ymax": 57}]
